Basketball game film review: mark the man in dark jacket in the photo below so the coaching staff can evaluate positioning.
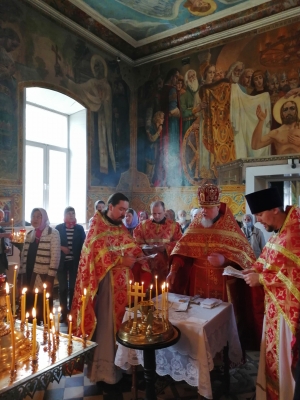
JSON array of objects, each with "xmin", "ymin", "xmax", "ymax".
[{"xmin": 56, "ymin": 207, "xmax": 85, "ymax": 322}]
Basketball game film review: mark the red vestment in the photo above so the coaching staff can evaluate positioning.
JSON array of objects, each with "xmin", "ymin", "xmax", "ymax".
[
  {"xmin": 170, "ymin": 203, "xmax": 263, "ymax": 348},
  {"xmin": 71, "ymin": 212, "xmax": 151, "ymax": 340},
  {"xmin": 134, "ymin": 218, "xmax": 182, "ymax": 289},
  {"xmin": 254, "ymin": 206, "xmax": 300, "ymax": 399}
]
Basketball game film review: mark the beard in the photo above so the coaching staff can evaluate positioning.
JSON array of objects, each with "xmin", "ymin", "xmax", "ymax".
[
  {"xmin": 178, "ymin": 217, "xmax": 186, "ymax": 223},
  {"xmin": 231, "ymin": 74, "xmax": 240, "ymax": 83},
  {"xmin": 188, "ymin": 79, "xmax": 199, "ymax": 93},
  {"xmin": 282, "ymin": 114, "xmax": 298, "ymax": 124},
  {"xmin": 201, "ymin": 218, "xmax": 213, "ymax": 228}
]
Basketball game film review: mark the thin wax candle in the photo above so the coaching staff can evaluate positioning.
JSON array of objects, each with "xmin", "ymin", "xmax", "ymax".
[
  {"xmin": 68, "ymin": 315, "xmax": 72, "ymax": 346},
  {"xmin": 43, "ymin": 283, "xmax": 47, "ymax": 326},
  {"xmin": 34, "ymin": 288, "xmax": 38, "ymax": 309},
  {"xmin": 12, "ymin": 265, "xmax": 17, "ymax": 316},
  {"xmin": 32, "ymin": 308, "xmax": 37, "ymax": 358},
  {"xmin": 6, "ymin": 283, "xmax": 15, "ymax": 371},
  {"xmin": 81, "ymin": 288, "xmax": 87, "ymax": 338}
]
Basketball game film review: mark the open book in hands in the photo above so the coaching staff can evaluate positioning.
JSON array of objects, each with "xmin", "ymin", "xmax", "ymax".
[{"xmin": 222, "ymin": 266, "xmax": 245, "ymax": 279}]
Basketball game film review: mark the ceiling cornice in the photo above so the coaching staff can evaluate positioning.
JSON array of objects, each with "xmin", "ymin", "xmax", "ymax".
[{"xmin": 25, "ymin": 0, "xmax": 300, "ymax": 67}]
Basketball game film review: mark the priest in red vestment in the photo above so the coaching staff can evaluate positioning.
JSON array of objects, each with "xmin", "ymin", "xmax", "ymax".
[
  {"xmin": 71, "ymin": 192, "xmax": 151, "ymax": 384},
  {"xmin": 244, "ymin": 187, "xmax": 300, "ymax": 400},
  {"xmin": 167, "ymin": 183, "xmax": 263, "ymax": 349},
  {"xmin": 133, "ymin": 200, "xmax": 182, "ymax": 291}
]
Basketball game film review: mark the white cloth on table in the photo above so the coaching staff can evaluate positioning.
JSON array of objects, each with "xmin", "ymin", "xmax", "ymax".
[{"xmin": 114, "ymin": 293, "xmax": 242, "ymax": 399}]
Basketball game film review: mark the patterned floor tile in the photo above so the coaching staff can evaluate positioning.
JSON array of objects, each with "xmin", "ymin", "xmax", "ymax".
[{"xmin": 64, "ymin": 386, "xmax": 84, "ymax": 399}]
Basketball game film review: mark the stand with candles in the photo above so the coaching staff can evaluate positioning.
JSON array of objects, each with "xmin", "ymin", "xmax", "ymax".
[
  {"xmin": 118, "ymin": 280, "xmax": 175, "ymax": 345},
  {"xmin": 0, "ymin": 275, "xmax": 31, "ymax": 372}
]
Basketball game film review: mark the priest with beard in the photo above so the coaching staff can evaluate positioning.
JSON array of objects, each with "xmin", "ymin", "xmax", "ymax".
[{"xmin": 167, "ymin": 183, "xmax": 264, "ymax": 348}]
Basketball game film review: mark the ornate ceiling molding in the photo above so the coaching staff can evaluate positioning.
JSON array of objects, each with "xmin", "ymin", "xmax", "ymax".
[{"xmin": 26, "ymin": 0, "xmax": 300, "ymax": 66}]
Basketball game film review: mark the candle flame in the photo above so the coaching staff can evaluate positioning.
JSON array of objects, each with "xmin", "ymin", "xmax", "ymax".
[
  {"xmin": 52, "ymin": 325, "xmax": 55, "ymax": 334},
  {"xmin": 155, "ymin": 275, "xmax": 158, "ymax": 279},
  {"xmin": 5, "ymin": 282, "xmax": 9, "ymax": 294},
  {"xmin": 58, "ymin": 306, "xmax": 61, "ymax": 312},
  {"xmin": 142, "ymin": 281, "xmax": 144, "ymax": 285},
  {"xmin": 84, "ymin": 288, "xmax": 87, "ymax": 296},
  {"xmin": 32, "ymin": 308, "xmax": 36, "ymax": 318},
  {"xmin": 53, "ymin": 307, "xmax": 56, "ymax": 314},
  {"xmin": 129, "ymin": 280, "xmax": 132, "ymax": 284},
  {"xmin": 150, "ymin": 284, "xmax": 153, "ymax": 289},
  {"xmin": 49, "ymin": 312, "xmax": 53, "ymax": 320},
  {"xmin": 43, "ymin": 283, "xmax": 47, "ymax": 289},
  {"xmin": 26, "ymin": 312, "xmax": 29, "ymax": 318},
  {"xmin": 22, "ymin": 287, "xmax": 26, "ymax": 294},
  {"xmin": 46, "ymin": 293, "xmax": 49, "ymax": 299},
  {"xmin": 11, "ymin": 218, "xmax": 13, "ymax": 221},
  {"xmin": 14, "ymin": 265, "xmax": 18, "ymax": 270},
  {"xmin": 35, "ymin": 288, "xmax": 38, "ymax": 294},
  {"xmin": 69, "ymin": 315, "xmax": 72, "ymax": 322}
]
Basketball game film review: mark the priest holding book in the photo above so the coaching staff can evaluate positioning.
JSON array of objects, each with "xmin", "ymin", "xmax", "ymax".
[
  {"xmin": 244, "ymin": 187, "xmax": 300, "ymax": 400},
  {"xmin": 166, "ymin": 182, "xmax": 263, "ymax": 349}
]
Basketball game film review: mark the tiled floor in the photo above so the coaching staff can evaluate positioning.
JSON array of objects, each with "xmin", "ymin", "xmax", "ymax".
[{"xmin": 26, "ymin": 351, "xmax": 259, "ymax": 400}]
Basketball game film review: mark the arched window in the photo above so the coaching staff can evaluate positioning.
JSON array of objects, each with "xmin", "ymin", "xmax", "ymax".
[{"xmin": 24, "ymin": 87, "xmax": 87, "ymax": 224}]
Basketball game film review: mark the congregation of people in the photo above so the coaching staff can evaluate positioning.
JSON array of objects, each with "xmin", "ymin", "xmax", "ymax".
[{"xmin": 2, "ymin": 182, "xmax": 300, "ymax": 400}]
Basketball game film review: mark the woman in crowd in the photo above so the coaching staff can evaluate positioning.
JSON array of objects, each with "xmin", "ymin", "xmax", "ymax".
[
  {"xmin": 123, "ymin": 208, "xmax": 139, "ymax": 236},
  {"xmin": 89, "ymin": 200, "xmax": 106, "ymax": 228},
  {"xmin": 138, "ymin": 210, "xmax": 148, "ymax": 223},
  {"xmin": 21, "ymin": 208, "xmax": 60, "ymax": 322}
]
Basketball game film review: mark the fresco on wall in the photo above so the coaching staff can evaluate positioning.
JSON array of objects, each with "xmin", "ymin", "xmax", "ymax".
[
  {"xmin": 137, "ymin": 21, "xmax": 300, "ymax": 186},
  {"xmin": 0, "ymin": 0, "xmax": 130, "ymax": 187},
  {"xmin": 73, "ymin": 0, "xmax": 256, "ymax": 41}
]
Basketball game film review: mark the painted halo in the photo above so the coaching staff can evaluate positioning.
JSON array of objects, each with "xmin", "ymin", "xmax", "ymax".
[
  {"xmin": 273, "ymin": 96, "xmax": 300, "ymax": 124},
  {"xmin": 186, "ymin": 0, "xmax": 217, "ymax": 17}
]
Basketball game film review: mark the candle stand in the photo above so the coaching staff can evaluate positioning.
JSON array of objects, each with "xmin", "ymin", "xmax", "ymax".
[
  {"xmin": 117, "ymin": 282, "xmax": 181, "ymax": 400},
  {"xmin": 0, "ymin": 282, "xmax": 31, "ymax": 371}
]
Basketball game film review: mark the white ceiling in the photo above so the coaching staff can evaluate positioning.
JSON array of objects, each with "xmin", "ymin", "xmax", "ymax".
[{"xmin": 26, "ymin": 87, "xmax": 85, "ymax": 115}]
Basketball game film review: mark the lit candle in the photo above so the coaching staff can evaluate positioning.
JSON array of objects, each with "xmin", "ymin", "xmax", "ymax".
[
  {"xmin": 57, "ymin": 306, "xmax": 61, "ymax": 333},
  {"xmin": 155, "ymin": 275, "xmax": 158, "ymax": 311},
  {"xmin": 12, "ymin": 265, "xmax": 17, "ymax": 316},
  {"xmin": 128, "ymin": 280, "xmax": 132, "ymax": 311},
  {"xmin": 43, "ymin": 283, "xmax": 47, "ymax": 326},
  {"xmin": 32, "ymin": 308, "xmax": 37, "ymax": 358},
  {"xmin": 141, "ymin": 281, "xmax": 144, "ymax": 296},
  {"xmin": 34, "ymin": 288, "xmax": 38, "ymax": 309},
  {"xmin": 68, "ymin": 315, "xmax": 72, "ymax": 346},
  {"xmin": 6, "ymin": 283, "xmax": 15, "ymax": 371},
  {"xmin": 46, "ymin": 293, "xmax": 50, "ymax": 327},
  {"xmin": 11, "ymin": 218, "xmax": 14, "ymax": 234},
  {"xmin": 150, "ymin": 284, "xmax": 153, "ymax": 301},
  {"xmin": 81, "ymin": 288, "xmax": 86, "ymax": 338},
  {"xmin": 25, "ymin": 312, "xmax": 29, "ymax": 330}
]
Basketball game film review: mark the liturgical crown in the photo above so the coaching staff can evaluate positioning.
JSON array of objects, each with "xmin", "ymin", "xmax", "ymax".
[{"xmin": 198, "ymin": 183, "xmax": 221, "ymax": 207}]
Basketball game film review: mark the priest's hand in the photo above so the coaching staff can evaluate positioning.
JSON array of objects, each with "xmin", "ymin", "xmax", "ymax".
[
  {"xmin": 122, "ymin": 256, "xmax": 136, "ymax": 268},
  {"xmin": 241, "ymin": 269, "xmax": 255, "ymax": 275},
  {"xmin": 207, "ymin": 253, "xmax": 225, "ymax": 267},
  {"xmin": 166, "ymin": 271, "xmax": 176, "ymax": 285},
  {"xmin": 244, "ymin": 273, "xmax": 261, "ymax": 287}
]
